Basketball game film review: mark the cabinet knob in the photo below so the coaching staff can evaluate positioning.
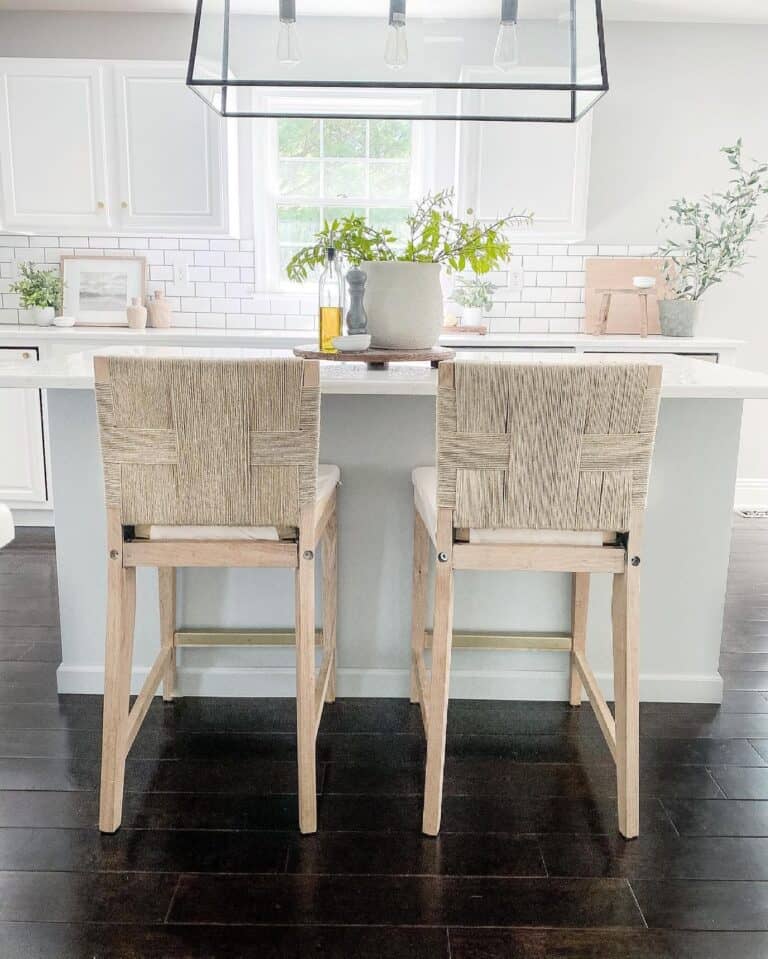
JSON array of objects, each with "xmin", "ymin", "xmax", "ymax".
[
  {"xmin": 97, "ymin": 201, "xmax": 105, "ymax": 210},
  {"xmin": 121, "ymin": 201, "xmax": 128, "ymax": 209},
  {"xmin": 21, "ymin": 351, "xmax": 31, "ymax": 359}
]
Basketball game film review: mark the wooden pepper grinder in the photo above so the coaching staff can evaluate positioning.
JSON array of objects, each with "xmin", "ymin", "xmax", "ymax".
[{"xmin": 147, "ymin": 290, "xmax": 172, "ymax": 329}]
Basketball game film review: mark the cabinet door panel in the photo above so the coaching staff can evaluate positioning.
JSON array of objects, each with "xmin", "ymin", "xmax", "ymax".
[
  {"xmin": 456, "ymin": 70, "xmax": 592, "ymax": 241},
  {"xmin": 0, "ymin": 348, "xmax": 47, "ymax": 505},
  {"xmin": 114, "ymin": 64, "xmax": 228, "ymax": 233},
  {"xmin": 0, "ymin": 60, "xmax": 109, "ymax": 230}
]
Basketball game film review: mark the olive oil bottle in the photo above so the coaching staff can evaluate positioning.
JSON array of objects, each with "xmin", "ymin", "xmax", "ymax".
[{"xmin": 318, "ymin": 244, "xmax": 343, "ymax": 353}]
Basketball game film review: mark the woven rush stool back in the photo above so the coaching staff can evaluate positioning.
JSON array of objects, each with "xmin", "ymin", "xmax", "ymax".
[
  {"xmin": 437, "ymin": 361, "xmax": 662, "ymax": 533},
  {"xmin": 94, "ymin": 355, "xmax": 319, "ymax": 528}
]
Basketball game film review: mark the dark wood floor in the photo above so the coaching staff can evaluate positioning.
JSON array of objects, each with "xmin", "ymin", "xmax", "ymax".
[{"xmin": 1, "ymin": 521, "xmax": 768, "ymax": 957}]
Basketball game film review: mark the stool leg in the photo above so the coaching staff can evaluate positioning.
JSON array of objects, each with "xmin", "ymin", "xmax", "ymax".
[
  {"xmin": 159, "ymin": 567, "xmax": 176, "ymax": 702},
  {"xmin": 569, "ymin": 573, "xmax": 590, "ymax": 706},
  {"xmin": 296, "ymin": 539, "xmax": 317, "ymax": 834},
  {"xmin": 99, "ymin": 555, "xmax": 136, "ymax": 834},
  {"xmin": 598, "ymin": 293, "xmax": 612, "ymax": 334},
  {"xmin": 639, "ymin": 292, "xmax": 649, "ymax": 338},
  {"xmin": 322, "ymin": 502, "xmax": 338, "ymax": 704},
  {"xmin": 612, "ymin": 558, "xmax": 641, "ymax": 839},
  {"xmin": 422, "ymin": 509, "xmax": 454, "ymax": 836},
  {"xmin": 410, "ymin": 510, "xmax": 429, "ymax": 704}
]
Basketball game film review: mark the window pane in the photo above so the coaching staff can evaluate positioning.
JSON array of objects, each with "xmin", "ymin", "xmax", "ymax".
[
  {"xmin": 369, "ymin": 162, "xmax": 410, "ymax": 201},
  {"xmin": 370, "ymin": 119, "xmax": 412, "ymax": 159},
  {"xmin": 277, "ymin": 205, "xmax": 321, "ymax": 244},
  {"xmin": 324, "ymin": 118, "xmax": 366, "ymax": 158},
  {"xmin": 280, "ymin": 245, "xmax": 316, "ymax": 278},
  {"xmin": 369, "ymin": 207, "xmax": 410, "ymax": 243},
  {"xmin": 325, "ymin": 160, "xmax": 366, "ymax": 199},
  {"xmin": 278, "ymin": 118, "xmax": 321, "ymax": 158},
  {"xmin": 323, "ymin": 205, "xmax": 365, "ymax": 224},
  {"xmin": 279, "ymin": 160, "xmax": 321, "ymax": 198}
]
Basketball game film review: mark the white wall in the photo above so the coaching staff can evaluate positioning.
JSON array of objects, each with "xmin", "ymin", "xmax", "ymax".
[
  {"xmin": 587, "ymin": 21, "xmax": 768, "ymax": 489},
  {"xmin": 1, "ymin": 11, "xmax": 767, "ymax": 487}
]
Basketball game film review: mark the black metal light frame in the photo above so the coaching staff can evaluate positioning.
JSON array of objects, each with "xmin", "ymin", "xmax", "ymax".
[{"xmin": 187, "ymin": 0, "xmax": 609, "ymax": 123}]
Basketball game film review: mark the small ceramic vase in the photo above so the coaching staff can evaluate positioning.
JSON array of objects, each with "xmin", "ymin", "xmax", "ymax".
[
  {"xmin": 147, "ymin": 290, "xmax": 172, "ymax": 329},
  {"xmin": 127, "ymin": 297, "xmax": 148, "ymax": 330}
]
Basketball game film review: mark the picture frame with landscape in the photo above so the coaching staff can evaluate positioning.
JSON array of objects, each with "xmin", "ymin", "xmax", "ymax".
[{"xmin": 60, "ymin": 255, "xmax": 146, "ymax": 327}]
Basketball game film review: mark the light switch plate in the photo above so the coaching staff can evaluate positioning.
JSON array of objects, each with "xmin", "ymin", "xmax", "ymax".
[{"xmin": 507, "ymin": 269, "xmax": 524, "ymax": 291}]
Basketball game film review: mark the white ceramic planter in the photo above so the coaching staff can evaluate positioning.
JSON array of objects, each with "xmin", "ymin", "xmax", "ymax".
[
  {"xmin": 362, "ymin": 261, "xmax": 443, "ymax": 350},
  {"xmin": 29, "ymin": 306, "xmax": 55, "ymax": 327},
  {"xmin": 461, "ymin": 306, "xmax": 483, "ymax": 327}
]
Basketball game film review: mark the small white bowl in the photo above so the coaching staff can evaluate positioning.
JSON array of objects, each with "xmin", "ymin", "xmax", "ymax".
[
  {"xmin": 632, "ymin": 276, "xmax": 656, "ymax": 289},
  {"xmin": 52, "ymin": 315, "xmax": 76, "ymax": 327},
  {"xmin": 332, "ymin": 334, "xmax": 371, "ymax": 352}
]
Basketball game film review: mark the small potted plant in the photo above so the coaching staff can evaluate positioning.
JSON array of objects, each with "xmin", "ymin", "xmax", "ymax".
[
  {"xmin": 287, "ymin": 189, "xmax": 530, "ymax": 349},
  {"xmin": 453, "ymin": 275, "xmax": 497, "ymax": 327},
  {"xmin": 656, "ymin": 140, "xmax": 768, "ymax": 336},
  {"xmin": 10, "ymin": 262, "xmax": 63, "ymax": 327}
]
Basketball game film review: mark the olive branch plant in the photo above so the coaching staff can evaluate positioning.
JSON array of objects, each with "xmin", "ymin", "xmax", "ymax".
[
  {"xmin": 285, "ymin": 188, "xmax": 531, "ymax": 283},
  {"xmin": 657, "ymin": 140, "xmax": 768, "ymax": 301}
]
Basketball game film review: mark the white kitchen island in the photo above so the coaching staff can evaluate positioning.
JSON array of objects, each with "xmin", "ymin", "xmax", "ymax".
[{"xmin": 2, "ymin": 346, "xmax": 767, "ymax": 705}]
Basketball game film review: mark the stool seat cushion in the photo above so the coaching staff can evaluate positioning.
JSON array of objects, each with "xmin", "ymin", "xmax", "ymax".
[
  {"xmin": 412, "ymin": 467, "xmax": 612, "ymax": 547},
  {"xmin": 0, "ymin": 504, "xmax": 14, "ymax": 549},
  {"xmin": 136, "ymin": 465, "xmax": 340, "ymax": 542}
]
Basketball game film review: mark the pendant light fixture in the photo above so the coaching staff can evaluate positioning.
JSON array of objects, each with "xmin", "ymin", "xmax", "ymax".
[
  {"xmin": 384, "ymin": 0, "xmax": 408, "ymax": 71},
  {"xmin": 277, "ymin": 0, "xmax": 300, "ymax": 66},
  {"xmin": 493, "ymin": 0, "xmax": 519, "ymax": 72},
  {"xmin": 187, "ymin": 0, "xmax": 609, "ymax": 123}
]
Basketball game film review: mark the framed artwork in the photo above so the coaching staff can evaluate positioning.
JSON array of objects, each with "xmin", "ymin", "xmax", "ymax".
[{"xmin": 61, "ymin": 255, "xmax": 146, "ymax": 327}]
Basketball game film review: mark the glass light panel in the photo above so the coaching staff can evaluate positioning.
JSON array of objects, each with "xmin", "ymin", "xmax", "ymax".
[{"xmin": 188, "ymin": 0, "xmax": 608, "ymax": 123}]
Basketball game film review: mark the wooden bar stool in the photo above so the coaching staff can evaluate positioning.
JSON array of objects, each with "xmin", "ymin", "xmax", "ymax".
[
  {"xmin": 411, "ymin": 360, "xmax": 662, "ymax": 839},
  {"xmin": 93, "ymin": 355, "xmax": 338, "ymax": 835}
]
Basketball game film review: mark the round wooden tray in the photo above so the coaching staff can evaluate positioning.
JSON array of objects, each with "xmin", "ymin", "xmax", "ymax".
[{"xmin": 293, "ymin": 344, "xmax": 456, "ymax": 369}]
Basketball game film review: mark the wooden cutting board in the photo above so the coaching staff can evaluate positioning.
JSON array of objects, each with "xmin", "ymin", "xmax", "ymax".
[{"xmin": 584, "ymin": 258, "xmax": 668, "ymax": 335}]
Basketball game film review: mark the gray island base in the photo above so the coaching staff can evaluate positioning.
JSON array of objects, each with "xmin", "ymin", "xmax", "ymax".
[{"xmin": 25, "ymin": 348, "xmax": 763, "ymax": 705}]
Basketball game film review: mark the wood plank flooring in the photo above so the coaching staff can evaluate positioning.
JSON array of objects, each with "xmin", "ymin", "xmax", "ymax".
[{"xmin": 1, "ymin": 517, "xmax": 767, "ymax": 956}]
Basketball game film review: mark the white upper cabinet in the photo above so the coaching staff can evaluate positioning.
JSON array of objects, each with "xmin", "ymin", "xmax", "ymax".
[
  {"xmin": 111, "ymin": 63, "xmax": 230, "ymax": 234},
  {"xmin": 0, "ymin": 60, "xmax": 109, "ymax": 231},
  {"xmin": 456, "ymin": 75, "xmax": 593, "ymax": 242},
  {"xmin": 0, "ymin": 59, "xmax": 232, "ymax": 235}
]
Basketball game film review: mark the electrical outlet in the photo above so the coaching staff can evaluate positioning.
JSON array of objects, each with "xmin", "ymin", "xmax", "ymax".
[
  {"xmin": 166, "ymin": 256, "xmax": 189, "ymax": 286},
  {"xmin": 508, "ymin": 269, "xmax": 524, "ymax": 291}
]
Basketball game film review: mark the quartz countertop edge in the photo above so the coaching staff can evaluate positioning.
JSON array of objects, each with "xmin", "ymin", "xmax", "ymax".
[
  {"xmin": 1, "ymin": 347, "xmax": 767, "ymax": 399},
  {"xmin": 0, "ymin": 324, "xmax": 743, "ymax": 353}
]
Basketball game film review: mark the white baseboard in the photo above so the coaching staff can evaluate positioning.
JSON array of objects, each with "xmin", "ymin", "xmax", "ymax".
[
  {"xmin": 56, "ymin": 664, "xmax": 724, "ymax": 704},
  {"xmin": 10, "ymin": 507, "xmax": 54, "ymax": 527},
  {"xmin": 735, "ymin": 479, "xmax": 768, "ymax": 509}
]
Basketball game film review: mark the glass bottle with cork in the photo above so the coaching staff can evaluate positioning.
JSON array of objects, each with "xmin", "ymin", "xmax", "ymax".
[{"xmin": 318, "ymin": 239, "xmax": 343, "ymax": 353}]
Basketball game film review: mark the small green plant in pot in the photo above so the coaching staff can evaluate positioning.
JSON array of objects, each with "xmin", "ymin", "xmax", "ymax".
[
  {"xmin": 10, "ymin": 262, "xmax": 63, "ymax": 327},
  {"xmin": 287, "ymin": 189, "xmax": 530, "ymax": 349},
  {"xmin": 656, "ymin": 140, "xmax": 768, "ymax": 336},
  {"xmin": 453, "ymin": 275, "xmax": 497, "ymax": 327}
]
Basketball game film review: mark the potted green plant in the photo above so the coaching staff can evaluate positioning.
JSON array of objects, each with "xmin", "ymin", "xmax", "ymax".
[
  {"xmin": 656, "ymin": 140, "xmax": 768, "ymax": 336},
  {"xmin": 10, "ymin": 262, "xmax": 63, "ymax": 327},
  {"xmin": 453, "ymin": 275, "xmax": 497, "ymax": 327},
  {"xmin": 287, "ymin": 189, "xmax": 530, "ymax": 349}
]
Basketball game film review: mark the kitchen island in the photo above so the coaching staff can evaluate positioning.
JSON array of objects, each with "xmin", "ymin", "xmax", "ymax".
[{"xmin": 2, "ymin": 346, "xmax": 767, "ymax": 704}]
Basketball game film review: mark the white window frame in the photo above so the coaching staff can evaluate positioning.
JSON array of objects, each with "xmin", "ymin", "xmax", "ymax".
[{"xmin": 252, "ymin": 91, "xmax": 437, "ymax": 291}]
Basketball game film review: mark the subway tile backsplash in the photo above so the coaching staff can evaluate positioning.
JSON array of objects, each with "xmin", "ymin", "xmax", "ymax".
[{"xmin": 0, "ymin": 234, "xmax": 656, "ymax": 334}]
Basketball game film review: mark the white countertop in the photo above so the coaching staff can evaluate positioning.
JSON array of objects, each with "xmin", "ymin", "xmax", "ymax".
[
  {"xmin": 1, "ymin": 345, "xmax": 766, "ymax": 399},
  {"xmin": 0, "ymin": 324, "xmax": 741, "ymax": 355}
]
